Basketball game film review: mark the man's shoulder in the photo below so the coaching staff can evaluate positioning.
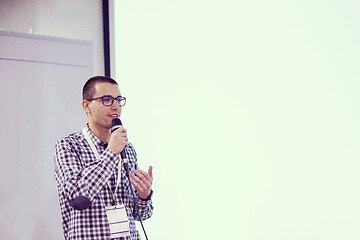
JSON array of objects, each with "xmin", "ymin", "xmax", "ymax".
[
  {"xmin": 55, "ymin": 130, "xmax": 85, "ymax": 148},
  {"xmin": 125, "ymin": 142, "xmax": 137, "ymax": 157}
]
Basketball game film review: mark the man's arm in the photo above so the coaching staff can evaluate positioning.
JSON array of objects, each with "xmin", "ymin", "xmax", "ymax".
[{"xmin": 54, "ymin": 136, "xmax": 119, "ymax": 210}]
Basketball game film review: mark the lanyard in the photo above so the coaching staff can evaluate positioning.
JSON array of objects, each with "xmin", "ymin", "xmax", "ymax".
[{"xmin": 82, "ymin": 127, "xmax": 122, "ymax": 204}]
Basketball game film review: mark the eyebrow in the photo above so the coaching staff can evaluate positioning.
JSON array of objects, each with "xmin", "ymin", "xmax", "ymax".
[{"xmin": 101, "ymin": 95, "xmax": 122, "ymax": 98}]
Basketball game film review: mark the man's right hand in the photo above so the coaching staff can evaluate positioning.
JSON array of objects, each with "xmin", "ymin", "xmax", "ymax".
[{"xmin": 107, "ymin": 126, "xmax": 128, "ymax": 155}]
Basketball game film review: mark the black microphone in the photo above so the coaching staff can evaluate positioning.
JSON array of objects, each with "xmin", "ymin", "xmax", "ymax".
[{"xmin": 111, "ymin": 118, "xmax": 128, "ymax": 164}]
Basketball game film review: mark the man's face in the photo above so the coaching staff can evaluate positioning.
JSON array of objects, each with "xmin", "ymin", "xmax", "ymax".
[{"xmin": 83, "ymin": 82, "xmax": 122, "ymax": 130}]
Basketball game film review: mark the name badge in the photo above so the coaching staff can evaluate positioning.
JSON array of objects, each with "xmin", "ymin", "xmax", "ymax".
[{"xmin": 105, "ymin": 204, "xmax": 131, "ymax": 238}]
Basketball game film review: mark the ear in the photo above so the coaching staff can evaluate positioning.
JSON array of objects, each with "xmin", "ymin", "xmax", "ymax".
[{"xmin": 82, "ymin": 100, "xmax": 91, "ymax": 114}]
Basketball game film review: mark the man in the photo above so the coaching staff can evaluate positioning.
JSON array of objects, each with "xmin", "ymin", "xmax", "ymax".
[{"xmin": 54, "ymin": 76, "xmax": 153, "ymax": 240}]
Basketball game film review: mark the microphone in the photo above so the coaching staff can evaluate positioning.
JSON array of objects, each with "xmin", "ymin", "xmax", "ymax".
[{"xmin": 111, "ymin": 118, "xmax": 128, "ymax": 164}]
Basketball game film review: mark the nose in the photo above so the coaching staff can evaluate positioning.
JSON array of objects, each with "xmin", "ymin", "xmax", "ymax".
[{"xmin": 111, "ymin": 99, "xmax": 121, "ymax": 109}]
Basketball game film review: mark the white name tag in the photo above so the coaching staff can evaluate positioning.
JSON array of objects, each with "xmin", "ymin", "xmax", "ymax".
[{"xmin": 105, "ymin": 204, "xmax": 131, "ymax": 238}]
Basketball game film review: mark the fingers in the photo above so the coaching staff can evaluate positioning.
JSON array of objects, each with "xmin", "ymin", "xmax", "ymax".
[
  {"xmin": 107, "ymin": 127, "xmax": 128, "ymax": 154},
  {"xmin": 135, "ymin": 169, "xmax": 153, "ymax": 182},
  {"xmin": 148, "ymin": 166, "xmax": 153, "ymax": 179},
  {"xmin": 114, "ymin": 127, "xmax": 128, "ymax": 142},
  {"xmin": 114, "ymin": 126, "xmax": 127, "ymax": 134},
  {"xmin": 129, "ymin": 176, "xmax": 147, "ymax": 192},
  {"xmin": 129, "ymin": 168, "xmax": 152, "ymax": 192},
  {"xmin": 129, "ymin": 167, "xmax": 153, "ymax": 199},
  {"xmin": 129, "ymin": 170, "xmax": 152, "ymax": 188}
]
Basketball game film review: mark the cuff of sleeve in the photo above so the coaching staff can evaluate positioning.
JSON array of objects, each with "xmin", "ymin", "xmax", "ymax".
[
  {"xmin": 103, "ymin": 148, "xmax": 121, "ymax": 165},
  {"xmin": 139, "ymin": 190, "xmax": 153, "ymax": 202}
]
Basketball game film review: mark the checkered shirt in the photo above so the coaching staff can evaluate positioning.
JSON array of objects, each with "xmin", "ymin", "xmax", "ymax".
[{"xmin": 54, "ymin": 126, "xmax": 153, "ymax": 240}]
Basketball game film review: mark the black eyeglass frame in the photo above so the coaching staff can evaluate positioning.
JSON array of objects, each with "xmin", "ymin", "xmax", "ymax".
[{"xmin": 86, "ymin": 95, "xmax": 126, "ymax": 106}]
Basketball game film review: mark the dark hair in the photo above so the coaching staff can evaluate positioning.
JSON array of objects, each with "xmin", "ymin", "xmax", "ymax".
[{"xmin": 82, "ymin": 76, "xmax": 118, "ymax": 100}]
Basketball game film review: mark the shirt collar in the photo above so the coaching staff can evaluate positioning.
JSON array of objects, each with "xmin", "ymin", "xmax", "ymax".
[{"xmin": 85, "ymin": 124, "xmax": 108, "ymax": 147}]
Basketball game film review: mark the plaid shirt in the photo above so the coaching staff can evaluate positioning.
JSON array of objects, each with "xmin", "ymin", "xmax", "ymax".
[{"xmin": 54, "ymin": 126, "xmax": 153, "ymax": 240}]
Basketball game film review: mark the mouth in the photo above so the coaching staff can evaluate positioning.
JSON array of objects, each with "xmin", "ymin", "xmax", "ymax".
[{"xmin": 108, "ymin": 113, "xmax": 120, "ymax": 119}]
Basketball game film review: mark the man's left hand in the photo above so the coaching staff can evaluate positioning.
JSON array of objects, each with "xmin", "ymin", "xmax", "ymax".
[{"xmin": 129, "ymin": 166, "xmax": 153, "ymax": 200}]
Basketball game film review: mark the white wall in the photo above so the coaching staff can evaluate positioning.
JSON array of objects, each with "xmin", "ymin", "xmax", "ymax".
[
  {"xmin": 114, "ymin": 1, "xmax": 360, "ymax": 239},
  {"xmin": 0, "ymin": 1, "xmax": 105, "ymax": 239},
  {"xmin": 0, "ymin": 32, "xmax": 93, "ymax": 239},
  {"xmin": 0, "ymin": 0, "xmax": 105, "ymax": 75}
]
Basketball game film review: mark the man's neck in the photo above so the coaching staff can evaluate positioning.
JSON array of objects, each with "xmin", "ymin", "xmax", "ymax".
[{"xmin": 88, "ymin": 122, "xmax": 111, "ymax": 143}]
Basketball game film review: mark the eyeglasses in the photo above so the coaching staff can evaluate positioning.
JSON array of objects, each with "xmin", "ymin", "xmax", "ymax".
[{"xmin": 87, "ymin": 95, "xmax": 126, "ymax": 106}]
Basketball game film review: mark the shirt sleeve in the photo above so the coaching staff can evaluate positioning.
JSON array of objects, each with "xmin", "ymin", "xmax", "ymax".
[
  {"xmin": 54, "ymin": 136, "xmax": 120, "ymax": 210},
  {"xmin": 134, "ymin": 193, "xmax": 154, "ymax": 221}
]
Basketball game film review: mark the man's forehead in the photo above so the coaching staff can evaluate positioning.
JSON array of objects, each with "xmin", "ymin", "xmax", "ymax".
[{"xmin": 94, "ymin": 82, "xmax": 121, "ymax": 96}]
